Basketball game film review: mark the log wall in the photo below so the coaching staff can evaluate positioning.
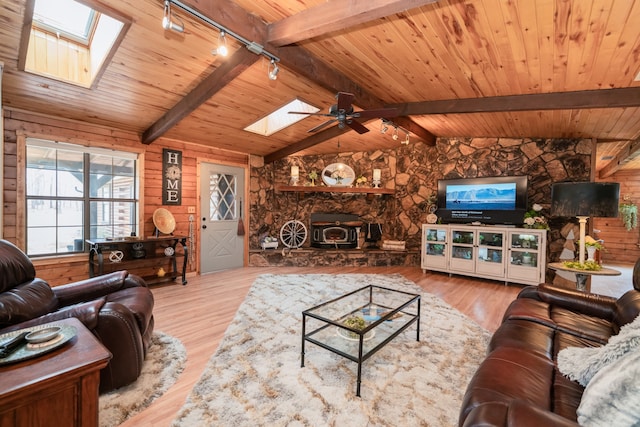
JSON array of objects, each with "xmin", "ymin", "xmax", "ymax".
[{"xmin": 2, "ymin": 109, "xmax": 248, "ymax": 286}]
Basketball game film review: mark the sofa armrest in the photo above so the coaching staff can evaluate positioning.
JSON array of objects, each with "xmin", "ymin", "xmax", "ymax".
[
  {"xmin": 0, "ymin": 299, "xmax": 105, "ymax": 333},
  {"xmin": 53, "ymin": 271, "xmax": 146, "ymax": 307},
  {"xmin": 520, "ymin": 283, "xmax": 617, "ymax": 319},
  {"xmin": 462, "ymin": 401, "xmax": 579, "ymax": 427}
]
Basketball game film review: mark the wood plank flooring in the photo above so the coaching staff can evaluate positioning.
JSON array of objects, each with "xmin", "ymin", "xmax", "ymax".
[{"xmin": 118, "ymin": 264, "xmax": 632, "ymax": 426}]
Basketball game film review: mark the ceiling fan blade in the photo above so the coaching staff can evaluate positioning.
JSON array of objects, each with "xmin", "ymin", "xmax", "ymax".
[
  {"xmin": 336, "ymin": 92, "xmax": 355, "ymax": 112},
  {"xmin": 347, "ymin": 119, "xmax": 370, "ymax": 134},
  {"xmin": 353, "ymin": 107, "xmax": 399, "ymax": 119},
  {"xmin": 308, "ymin": 119, "xmax": 337, "ymax": 133}
]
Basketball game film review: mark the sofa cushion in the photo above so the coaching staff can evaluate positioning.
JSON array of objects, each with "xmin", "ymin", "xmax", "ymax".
[
  {"xmin": 488, "ymin": 319, "xmax": 554, "ymax": 358},
  {"xmin": 459, "ymin": 346, "xmax": 555, "ymax": 423},
  {"xmin": 577, "ymin": 349, "xmax": 640, "ymax": 426},
  {"xmin": 557, "ymin": 314, "xmax": 640, "ymax": 386},
  {"xmin": 0, "ymin": 279, "xmax": 58, "ymax": 328}
]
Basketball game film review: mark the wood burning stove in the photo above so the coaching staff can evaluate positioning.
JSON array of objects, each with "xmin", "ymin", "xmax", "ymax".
[{"xmin": 310, "ymin": 213, "xmax": 363, "ymax": 249}]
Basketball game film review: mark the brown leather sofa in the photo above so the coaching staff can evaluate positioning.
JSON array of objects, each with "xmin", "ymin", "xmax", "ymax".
[
  {"xmin": 459, "ymin": 259, "xmax": 640, "ymax": 426},
  {"xmin": 0, "ymin": 239, "xmax": 154, "ymax": 393}
]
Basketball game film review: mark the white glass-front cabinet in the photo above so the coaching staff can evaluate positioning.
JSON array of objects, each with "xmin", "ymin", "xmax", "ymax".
[
  {"xmin": 421, "ymin": 224, "xmax": 547, "ymax": 286},
  {"xmin": 422, "ymin": 225, "xmax": 448, "ymax": 272}
]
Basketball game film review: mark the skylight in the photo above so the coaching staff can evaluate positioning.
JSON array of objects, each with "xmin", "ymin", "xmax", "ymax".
[
  {"xmin": 33, "ymin": 0, "xmax": 97, "ymax": 45},
  {"xmin": 22, "ymin": 0, "xmax": 127, "ymax": 88},
  {"xmin": 244, "ymin": 99, "xmax": 320, "ymax": 136}
]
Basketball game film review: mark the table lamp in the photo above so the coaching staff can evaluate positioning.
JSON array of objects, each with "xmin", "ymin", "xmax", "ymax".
[{"xmin": 550, "ymin": 182, "xmax": 620, "ymax": 264}]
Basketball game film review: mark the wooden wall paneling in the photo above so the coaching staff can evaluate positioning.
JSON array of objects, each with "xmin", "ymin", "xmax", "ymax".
[{"xmin": 594, "ymin": 169, "xmax": 640, "ymax": 264}]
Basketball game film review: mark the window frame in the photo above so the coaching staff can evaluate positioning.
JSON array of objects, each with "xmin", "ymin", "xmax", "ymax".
[{"xmin": 22, "ymin": 137, "xmax": 141, "ymax": 257}]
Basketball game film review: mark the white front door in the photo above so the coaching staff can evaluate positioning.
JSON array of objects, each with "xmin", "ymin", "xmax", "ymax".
[{"xmin": 200, "ymin": 163, "xmax": 245, "ymax": 274}]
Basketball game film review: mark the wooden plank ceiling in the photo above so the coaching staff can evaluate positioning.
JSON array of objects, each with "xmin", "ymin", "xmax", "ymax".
[{"xmin": 1, "ymin": 0, "xmax": 639, "ymax": 176}]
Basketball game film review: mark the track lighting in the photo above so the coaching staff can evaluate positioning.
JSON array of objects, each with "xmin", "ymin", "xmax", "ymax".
[
  {"xmin": 268, "ymin": 59, "xmax": 280, "ymax": 80},
  {"xmin": 212, "ymin": 31, "xmax": 228, "ymax": 56},
  {"xmin": 403, "ymin": 133, "xmax": 410, "ymax": 145},
  {"xmin": 380, "ymin": 120, "xmax": 388, "ymax": 134},
  {"xmin": 162, "ymin": 0, "xmax": 280, "ymax": 77},
  {"xmin": 162, "ymin": 0, "xmax": 184, "ymax": 33},
  {"xmin": 392, "ymin": 127, "xmax": 399, "ymax": 141}
]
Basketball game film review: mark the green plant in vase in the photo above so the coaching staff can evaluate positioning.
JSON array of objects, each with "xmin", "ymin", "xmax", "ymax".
[
  {"xmin": 619, "ymin": 196, "xmax": 637, "ymax": 231},
  {"xmin": 308, "ymin": 170, "xmax": 318, "ymax": 186}
]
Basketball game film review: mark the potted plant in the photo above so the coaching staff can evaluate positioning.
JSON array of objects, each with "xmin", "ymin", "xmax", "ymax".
[{"xmin": 619, "ymin": 196, "xmax": 638, "ymax": 231}]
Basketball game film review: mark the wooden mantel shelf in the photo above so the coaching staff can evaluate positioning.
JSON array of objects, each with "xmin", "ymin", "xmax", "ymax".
[{"xmin": 276, "ymin": 185, "xmax": 394, "ymax": 199}]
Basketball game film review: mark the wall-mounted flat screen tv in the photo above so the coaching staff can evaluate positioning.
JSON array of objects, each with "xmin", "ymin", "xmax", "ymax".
[{"xmin": 436, "ymin": 176, "xmax": 528, "ymax": 225}]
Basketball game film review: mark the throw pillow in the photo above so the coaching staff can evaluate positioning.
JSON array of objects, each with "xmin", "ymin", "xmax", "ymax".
[
  {"xmin": 577, "ymin": 349, "xmax": 640, "ymax": 426},
  {"xmin": 557, "ymin": 314, "xmax": 640, "ymax": 386}
]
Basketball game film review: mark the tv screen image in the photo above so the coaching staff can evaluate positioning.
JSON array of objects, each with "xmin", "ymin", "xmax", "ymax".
[{"xmin": 445, "ymin": 183, "xmax": 517, "ymax": 210}]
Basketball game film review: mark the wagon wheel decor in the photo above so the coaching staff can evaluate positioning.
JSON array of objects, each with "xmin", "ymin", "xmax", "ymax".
[{"xmin": 279, "ymin": 220, "xmax": 307, "ymax": 249}]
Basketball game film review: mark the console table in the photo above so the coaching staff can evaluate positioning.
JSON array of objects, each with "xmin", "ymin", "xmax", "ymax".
[
  {"xmin": 87, "ymin": 236, "xmax": 188, "ymax": 285},
  {"xmin": 0, "ymin": 318, "xmax": 111, "ymax": 427}
]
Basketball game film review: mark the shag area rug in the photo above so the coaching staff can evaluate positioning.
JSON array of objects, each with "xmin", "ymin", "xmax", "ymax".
[
  {"xmin": 99, "ymin": 331, "xmax": 187, "ymax": 427},
  {"xmin": 173, "ymin": 274, "xmax": 491, "ymax": 426}
]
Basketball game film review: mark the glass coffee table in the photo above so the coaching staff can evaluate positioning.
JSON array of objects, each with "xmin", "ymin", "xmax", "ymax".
[{"xmin": 301, "ymin": 285, "xmax": 421, "ymax": 397}]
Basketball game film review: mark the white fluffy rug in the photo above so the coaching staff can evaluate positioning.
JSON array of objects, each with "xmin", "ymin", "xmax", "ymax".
[
  {"xmin": 173, "ymin": 274, "xmax": 490, "ymax": 426},
  {"xmin": 99, "ymin": 331, "xmax": 186, "ymax": 427}
]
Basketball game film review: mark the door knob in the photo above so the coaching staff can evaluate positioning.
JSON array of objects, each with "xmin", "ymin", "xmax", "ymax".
[{"xmin": 202, "ymin": 224, "xmax": 207, "ymax": 229}]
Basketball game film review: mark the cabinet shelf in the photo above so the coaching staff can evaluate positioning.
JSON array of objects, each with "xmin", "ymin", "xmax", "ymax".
[{"xmin": 276, "ymin": 185, "xmax": 393, "ymax": 199}]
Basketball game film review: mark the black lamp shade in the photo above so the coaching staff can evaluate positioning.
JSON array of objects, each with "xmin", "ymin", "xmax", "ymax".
[{"xmin": 550, "ymin": 182, "xmax": 620, "ymax": 217}]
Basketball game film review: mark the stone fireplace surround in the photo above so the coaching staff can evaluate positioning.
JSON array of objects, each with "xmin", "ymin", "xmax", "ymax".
[{"xmin": 249, "ymin": 137, "xmax": 592, "ymax": 268}]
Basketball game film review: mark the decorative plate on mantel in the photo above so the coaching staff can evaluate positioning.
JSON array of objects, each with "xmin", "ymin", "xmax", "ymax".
[{"xmin": 321, "ymin": 163, "xmax": 355, "ymax": 187}]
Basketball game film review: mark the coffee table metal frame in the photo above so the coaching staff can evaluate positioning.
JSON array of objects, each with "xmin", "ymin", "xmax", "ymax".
[{"xmin": 301, "ymin": 284, "xmax": 420, "ymax": 397}]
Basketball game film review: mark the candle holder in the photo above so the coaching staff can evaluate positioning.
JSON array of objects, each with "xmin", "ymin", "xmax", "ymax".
[{"xmin": 372, "ymin": 169, "xmax": 381, "ymax": 188}]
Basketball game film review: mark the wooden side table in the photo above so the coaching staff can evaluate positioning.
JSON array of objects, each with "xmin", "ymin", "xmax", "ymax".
[
  {"xmin": 0, "ymin": 318, "xmax": 111, "ymax": 427},
  {"xmin": 548, "ymin": 262, "xmax": 622, "ymax": 292}
]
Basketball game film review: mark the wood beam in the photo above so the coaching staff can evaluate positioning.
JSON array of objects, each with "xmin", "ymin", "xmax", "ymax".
[
  {"xmin": 267, "ymin": 0, "xmax": 437, "ymax": 47},
  {"xmin": 390, "ymin": 87, "xmax": 640, "ymax": 115},
  {"xmin": 599, "ymin": 138, "xmax": 640, "ymax": 178},
  {"xmin": 142, "ymin": 49, "xmax": 258, "ymax": 144},
  {"xmin": 264, "ymin": 124, "xmax": 359, "ymax": 164}
]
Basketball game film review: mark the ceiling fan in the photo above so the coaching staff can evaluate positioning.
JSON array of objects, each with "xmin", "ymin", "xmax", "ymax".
[{"xmin": 289, "ymin": 92, "xmax": 398, "ymax": 134}]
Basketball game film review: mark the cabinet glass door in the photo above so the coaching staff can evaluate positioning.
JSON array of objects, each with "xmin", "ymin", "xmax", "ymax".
[
  {"xmin": 476, "ymin": 230, "xmax": 505, "ymax": 277},
  {"xmin": 451, "ymin": 229, "xmax": 475, "ymax": 271},
  {"xmin": 425, "ymin": 228, "xmax": 446, "ymax": 257},
  {"xmin": 510, "ymin": 232, "xmax": 540, "ymax": 267}
]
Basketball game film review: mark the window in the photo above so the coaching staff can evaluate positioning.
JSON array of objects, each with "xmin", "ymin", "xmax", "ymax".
[
  {"xmin": 33, "ymin": 0, "xmax": 98, "ymax": 45},
  {"xmin": 26, "ymin": 138, "xmax": 139, "ymax": 256}
]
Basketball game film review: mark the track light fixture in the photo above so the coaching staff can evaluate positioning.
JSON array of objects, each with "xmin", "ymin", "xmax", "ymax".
[
  {"xmin": 379, "ymin": 119, "xmax": 411, "ymax": 144},
  {"xmin": 162, "ymin": 0, "xmax": 280, "ymax": 74},
  {"xmin": 268, "ymin": 59, "xmax": 280, "ymax": 80},
  {"xmin": 162, "ymin": 0, "xmax": 184, "ymax": 33},
  {"xmin": 212, "ymin": 31, "xmax": 228, "ymax": 56}
]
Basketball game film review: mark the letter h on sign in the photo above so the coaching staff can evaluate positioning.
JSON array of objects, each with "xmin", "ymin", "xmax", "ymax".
[{"xmin": 162, "ymin": 148, "xmax": 182, "ymax": 205}]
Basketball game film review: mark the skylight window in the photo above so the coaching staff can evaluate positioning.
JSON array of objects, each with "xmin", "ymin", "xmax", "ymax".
[
  {"xmin": 33, "ymin": 0, "xmax": 97, "ymax": 45},
  {"xmin": 244, "ymin": 99, "xmax": 320, "ymax": 136},
  {"xmin": 21, "ymin": 0, "xmax": 129, "ymax": 88}
]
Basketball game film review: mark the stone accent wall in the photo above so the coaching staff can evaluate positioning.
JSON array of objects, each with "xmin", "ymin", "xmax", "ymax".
[{"xmin": 249, "ymin": 138, "xmax": 592, "ymax": 267}]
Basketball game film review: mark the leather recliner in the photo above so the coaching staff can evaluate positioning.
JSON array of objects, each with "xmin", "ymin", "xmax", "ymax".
[{"xmin": 0, "ymin": 239, "xmax": 154, "ymax": 393}]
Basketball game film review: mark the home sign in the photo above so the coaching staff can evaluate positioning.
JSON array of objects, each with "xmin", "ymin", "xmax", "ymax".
[{"xmin": 162, "ymin": 148, "xmax": 182, "ymax": 205}]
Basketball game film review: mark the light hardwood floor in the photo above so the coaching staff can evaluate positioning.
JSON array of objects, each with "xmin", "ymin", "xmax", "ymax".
[{"xmin": 119, "ymin": 265, "xmax": 632, "ymax": 427}]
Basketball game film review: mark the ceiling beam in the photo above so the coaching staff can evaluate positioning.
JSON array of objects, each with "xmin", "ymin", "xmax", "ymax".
[
  {"xmin": 267, "ymin": 0, "xmax": 438, "ymax": 47},
  {"xmin": 142, "ymin": 48, "xmax": 258, "ymax": 144},
  {"xmin": 389, "ymin": 87, "xmax": 640, "ymax": 115},
  {"xmin": 599, "ymin": 138, "xmax": 640, "ymax": 178},
  {"xmin": 264, "ymin": 122, "xmax": 367, "ymax": 164}
]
